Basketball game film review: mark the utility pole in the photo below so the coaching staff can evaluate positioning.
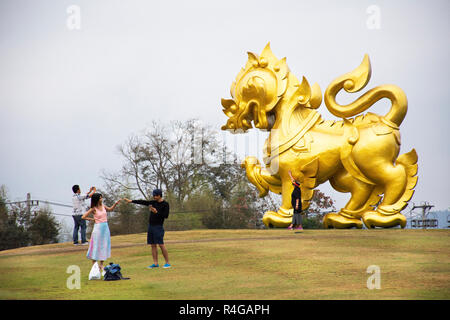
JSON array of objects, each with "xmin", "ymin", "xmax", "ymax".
[
  {"xmin": 26, "ymin": 193, "xmax": 31, "ymax": 216},
  {"xmin": 411, "ymin": 202, "xmax": 435, "ymax": 229}
]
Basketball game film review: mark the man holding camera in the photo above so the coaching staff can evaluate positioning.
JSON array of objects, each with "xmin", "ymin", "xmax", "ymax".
[
  {"xmin": 123, "ymin": 189, "xmax": 171, "ymax": 269},
  {"xmin": 71, "ymin": 185, "xmax": 96, "ymax": 245}
]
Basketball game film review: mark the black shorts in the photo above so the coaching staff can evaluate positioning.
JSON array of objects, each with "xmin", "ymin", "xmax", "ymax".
[{"xmin": 147, "ymin": 224, "xmax": 165, "ymax": 244}]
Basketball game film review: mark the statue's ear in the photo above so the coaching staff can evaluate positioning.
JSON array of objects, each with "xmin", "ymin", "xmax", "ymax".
[
  {"xmin": 247, "ymin": 52, "xmax": 259, "ymax": 67},
  {"xmin": 307, "ymin": 83, "xmax": 322, "ymax": 109},
  {"xmin": 296, "ymin": 77, "xmax": 312, "ymax": 105}
]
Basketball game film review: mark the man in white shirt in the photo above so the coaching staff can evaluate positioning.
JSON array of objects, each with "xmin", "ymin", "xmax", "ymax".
[{"xmin": 72, "ymin": 185, "xmax": 96, "ymax": 245}]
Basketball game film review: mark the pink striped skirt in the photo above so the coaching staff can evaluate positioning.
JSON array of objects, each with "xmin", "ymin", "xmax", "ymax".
[{"xmin": 86, "ymin": 222, "xmax": 111, "ymax": 261}]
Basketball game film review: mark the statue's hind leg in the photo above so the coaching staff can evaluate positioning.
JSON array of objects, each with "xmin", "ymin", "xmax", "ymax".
[
  {"xmin": 362, "ymin": 162, "xmax": 408, "ymax": 228},
  {"xmin": 323, "ymin": 169, "xmax": 374, "ymax": 229}
]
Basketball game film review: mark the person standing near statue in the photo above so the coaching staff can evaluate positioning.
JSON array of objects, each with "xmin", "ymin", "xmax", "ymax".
[
  {"xmin": 72, "ymin": 185, "xmax": 96, "ymax": 245},
  {"xmin": 287, "ymin": 170, "xmax": 303, "ymax": 230},
  {"xmin": 123, "ymin": 189, "xmax": 171, "ymax": 269}
]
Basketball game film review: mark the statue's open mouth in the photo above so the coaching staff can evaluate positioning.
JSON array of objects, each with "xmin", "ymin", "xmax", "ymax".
[
  {"xmin": 250, "ymin": 101, "xmax": 274, "ymax": 131},
  {"xmin": 221, "ymin": 99, "xmax": 252, "ymax": 132},
  {"xmin": 235, "ymin": 102, "xmax": 253, "ymax": 131},
  {"xmin": 221, "ymin": 98, "xmax": 274, "ymax": 132}
]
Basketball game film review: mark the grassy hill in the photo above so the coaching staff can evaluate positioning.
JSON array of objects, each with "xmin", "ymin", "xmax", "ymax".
[{"xmin": 0, "ymin": 229, "xmax": 449, "ymax": 300}]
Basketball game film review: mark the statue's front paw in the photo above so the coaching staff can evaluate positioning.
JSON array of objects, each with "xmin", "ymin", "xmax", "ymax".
[
  {"xmin": 323, "ymin": 213, "xmax": 363, "ymax": 229},
  {"xmin": 241, "ymin": 156, "xmax": 260, "ymax": 170},
  {"xmin": 262, "ymin": 210, "xmax": 293, "ymax": 228},
  {"xmin": 241, "ymin": 156, "xmax": 268, "ymax": 197}
]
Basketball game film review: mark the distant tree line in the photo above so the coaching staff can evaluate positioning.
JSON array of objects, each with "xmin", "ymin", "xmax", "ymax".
[{"xmin": 0, "ymin": 186, "xmax": 60, "ymax": 251}]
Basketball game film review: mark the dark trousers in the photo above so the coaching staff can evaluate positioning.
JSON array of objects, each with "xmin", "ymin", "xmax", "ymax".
[
  {"xmin": 292, "ymin": 212, "xmax": 303, "ymax": 226},
  {"xmin": 72, "ymin": 215, "xmax": 87, "ymax": 244}
]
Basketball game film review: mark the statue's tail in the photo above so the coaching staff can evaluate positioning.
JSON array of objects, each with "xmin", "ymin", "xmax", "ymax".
[{"xmin": 324, "ymin": 55, "xmax": 407, "ymax": 128}]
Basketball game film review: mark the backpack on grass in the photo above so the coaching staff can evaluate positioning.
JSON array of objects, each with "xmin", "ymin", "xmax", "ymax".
[{"xmin": 103, "ymin": 262, "xmax": 130, "ymax": 281}]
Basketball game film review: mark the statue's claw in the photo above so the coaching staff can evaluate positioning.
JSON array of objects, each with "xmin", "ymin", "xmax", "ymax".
[
  {"xmin": 262, "ymin": 210, "xmax": 293, "ymax": 228},
  {"xmin": 362, "ymin": 211, "xmax": 407, "ymax": 229},
  {"xmin": 241, "ymin": 156, "xmax": 269, "ymax": 197},
  {"xmin": 323, "ymin": 213, "xmax": 363, "ymax": 229}
]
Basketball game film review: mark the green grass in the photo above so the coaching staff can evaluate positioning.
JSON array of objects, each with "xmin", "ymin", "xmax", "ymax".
[
  {"xmin": 164, "ymin": 212, "xmax": 206, "ymax": 230},
  {"xmin": 0, "ymin": 229, "xmax": 449, "ymax": 300}
]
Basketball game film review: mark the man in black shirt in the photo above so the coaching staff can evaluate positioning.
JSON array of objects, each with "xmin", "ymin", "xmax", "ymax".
[{"xmin": 124, "ymin": 189, "xmax": 171, "ymax": 268}]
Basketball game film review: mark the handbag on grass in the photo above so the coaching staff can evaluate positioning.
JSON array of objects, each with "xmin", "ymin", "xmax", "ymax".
[{"xmin": 88, "ymin": 262, "xmax": 101, "ymax": 280}]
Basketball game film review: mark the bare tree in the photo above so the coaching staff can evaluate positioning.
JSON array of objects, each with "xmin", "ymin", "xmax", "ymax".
[{"xmin": 101, "ymin": 119, "xmax": 223, "ymax": 208}]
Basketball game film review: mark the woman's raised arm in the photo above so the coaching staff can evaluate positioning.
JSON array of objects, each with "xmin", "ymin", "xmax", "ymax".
[{"xmin": 105, "ymin": 199, "xmax": 121, "ymax": 212}]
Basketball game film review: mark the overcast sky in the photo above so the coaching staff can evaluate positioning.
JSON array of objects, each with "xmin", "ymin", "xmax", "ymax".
[{"xmin": 1, "ymin": 0, "xmax": 449, "ymax": 218}]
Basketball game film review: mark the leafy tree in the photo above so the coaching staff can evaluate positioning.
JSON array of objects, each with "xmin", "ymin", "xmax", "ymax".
[
  {"xmin": 0, "ymin": 185, "xmax": 61, "ymax": 250},
  {"xmin": 0, "ymin": 186, "xmax": 8, "ymax": 229},
  {"xmin": 299, "ymin": 189, "xmax": 336, "ymax": 229},
  {"xmin": 306, "ymin": 190, "xmax": 336, "ymax": 217},
  {"xmin": 28, "ymin": 207, "xmax": 60, "ymax": 245},
  {"xmin": 0, "ymin": 186, "xmax": 30, "ymax": 250},
  {"xmin": 199, "ymin": 167, "xmax": 272, "ymax": 229},
  {"xmin": 0, "ymin": 220, "xmax": 29, "ymax": 251}
]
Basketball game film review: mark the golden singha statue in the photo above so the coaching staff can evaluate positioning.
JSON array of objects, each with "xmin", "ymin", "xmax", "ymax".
[{"xmin": 221, "ymin": 43, "xmax": 418, "ymax": 229}]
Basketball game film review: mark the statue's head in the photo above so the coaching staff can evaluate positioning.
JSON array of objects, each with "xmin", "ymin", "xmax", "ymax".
[
  {"xmin": 221, "ymin": 43, "xmax": 289, "ymax": 132},
  {"xmin": 221, "ymin": 43, "xmax": 322, "ymax": 133}
]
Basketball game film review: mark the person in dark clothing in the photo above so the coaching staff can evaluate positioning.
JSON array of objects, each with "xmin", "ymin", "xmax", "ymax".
[
  {"xmin": 287, "ymin": 170, "xmax": 303, "ymax": 230},
  {"xmin": 123, "ymin": 189, "xmax": 171, "ymax": 269}
]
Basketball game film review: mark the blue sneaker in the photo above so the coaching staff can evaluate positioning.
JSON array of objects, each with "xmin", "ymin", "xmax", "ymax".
[
  {"xmin": 147, "ymin": 264, "xmax": 159, "ymax": 269},
  {"xmin": 163, "ymin": 263, "xmax": 171, "ymax": 269}
]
